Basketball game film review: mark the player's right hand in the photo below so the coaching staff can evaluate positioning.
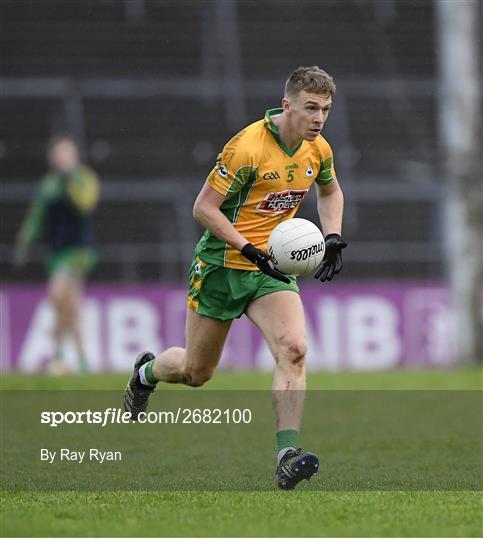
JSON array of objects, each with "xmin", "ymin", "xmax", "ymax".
[{"xmin": 241, "ymin": 243, "xmax": 291, "ymax": 284}]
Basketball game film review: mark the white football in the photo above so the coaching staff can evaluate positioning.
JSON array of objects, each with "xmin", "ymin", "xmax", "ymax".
[{"xmin": 268, "ymin": 218, "xmax": 325, "ymax": 276}]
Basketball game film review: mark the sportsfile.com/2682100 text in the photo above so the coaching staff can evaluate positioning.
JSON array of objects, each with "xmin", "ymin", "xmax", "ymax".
[{"xmin": 40, "ymin": 408, "xmax": 252, "ymax": 427}]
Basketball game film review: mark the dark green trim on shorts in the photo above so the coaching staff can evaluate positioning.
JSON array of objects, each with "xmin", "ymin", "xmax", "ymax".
[{"xmin": 187, "ymin": 256, "xmax": 298, "ymax": 320}]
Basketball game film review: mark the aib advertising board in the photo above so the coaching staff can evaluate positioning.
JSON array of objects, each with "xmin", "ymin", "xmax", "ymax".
[{"xmin": 0, "ymin": 283, "xmax": 459, "ymax": 372}]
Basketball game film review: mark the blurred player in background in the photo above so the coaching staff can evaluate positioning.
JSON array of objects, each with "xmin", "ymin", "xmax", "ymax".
[
  {"xmin": 124, "ymin": 66, "xmax": 346, "ymax": 489},
  {"xmin": 15, "ymin": 135, "xmax": 100, "ymax": 374}
]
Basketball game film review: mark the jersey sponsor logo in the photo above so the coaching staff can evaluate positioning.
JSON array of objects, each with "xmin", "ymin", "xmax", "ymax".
[
  {"xmin": 290, "ymin": 242, "xmax": 324, "ymax": 261},
  {"xmin": 216, "ymin": 164, "xmax": 228, "ymax": 179},
  {"xmin": 305, "ymin": 165, "xmax": 314, "ymax": 177},
  {"xmin": 262, "ymin": 171, "xmax": 281, "ymax": 180},
  {"xmin": 256, "ymin": 189, "xmax": 308, "ymax": 214}
]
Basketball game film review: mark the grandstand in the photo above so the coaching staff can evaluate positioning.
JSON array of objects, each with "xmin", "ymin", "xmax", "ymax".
[{"xmin": 1, "ymin": 0, "xmax": 480, "ymax": 282}]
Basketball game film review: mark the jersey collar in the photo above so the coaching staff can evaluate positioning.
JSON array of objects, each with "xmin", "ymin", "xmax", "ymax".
[{"xmin": 264, "ymin": 108, "xmax": 303, "ymax": 157}]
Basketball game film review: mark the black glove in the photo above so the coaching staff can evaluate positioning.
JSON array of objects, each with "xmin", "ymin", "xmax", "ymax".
[
  {"xmin": 314, "ymin": 233, "xmax": 347, "ymax": 282},
  {"xmin": 241, "ymin": 243, "xmax": 291, "ymax": 284}
]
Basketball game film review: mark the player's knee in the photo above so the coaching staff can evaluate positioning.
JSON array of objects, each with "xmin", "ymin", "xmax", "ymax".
[
  {"xmin": 49, "ymin": 279, "xmax": 72, "ymax": 308},
  {"xmin": 182, "ymin": 367, "xmax": 213, "ymax": 387},
  {"xmin": 278, "ymin": 336, "xmax": 307, "ymax": 366},
  {"xmin": 49, "ymin": 283, "xmax": 64, "ymax": 305}
]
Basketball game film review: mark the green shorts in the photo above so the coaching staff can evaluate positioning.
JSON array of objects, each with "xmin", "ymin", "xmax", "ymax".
[
  {"xmin": 187, "ymin": 256, "xmax": 299, "ymax": 320},
  {"xmin": 47, "ymin": 247, "xmax": 96, "ymax": 278}
]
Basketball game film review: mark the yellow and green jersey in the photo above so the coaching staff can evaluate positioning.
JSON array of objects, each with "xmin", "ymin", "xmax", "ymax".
[
  {"xmin": 195, "ymin": 108, "xmax": 336, "ymax": 270},
  {"xmin": 18, "ymin": 166, "xmax": 100, "ymax": 253}
]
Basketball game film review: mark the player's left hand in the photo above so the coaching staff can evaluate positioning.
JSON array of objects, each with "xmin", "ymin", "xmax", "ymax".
[{"xmin": 314, "ymin": 233, "xmax": 347, "ymax": 282}]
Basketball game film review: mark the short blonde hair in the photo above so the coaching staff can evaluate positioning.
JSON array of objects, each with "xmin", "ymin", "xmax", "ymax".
[
  {"xmin": 46, "ymin": 134, "xmax": 78, "ymax": 152},
  {"xmin": 285, "ymin": 66, "xmax": 336, "ymax": 98}
]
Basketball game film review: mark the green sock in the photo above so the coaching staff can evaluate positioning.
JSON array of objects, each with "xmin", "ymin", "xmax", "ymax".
[
  {"xmin": 144, "ymin": 359, "xmax": 158, "ymax": 385},
  {"xmin": 276, "ymin": 429, "xmax": 299, "ymax": 453}
]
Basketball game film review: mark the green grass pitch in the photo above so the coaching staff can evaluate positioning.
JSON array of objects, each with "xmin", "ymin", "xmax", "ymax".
[{"xmin": 1, "ymin": 368, "xmax": 482, "ymax": 537}]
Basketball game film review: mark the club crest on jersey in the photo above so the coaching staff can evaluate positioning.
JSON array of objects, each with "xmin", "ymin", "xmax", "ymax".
[
  {"xmin": 256, "ymin": 189, "xmax": 309, "ymax": 214},
  {"xmin": 305, "ymin": 164, "xmax": 314, "ymax": 177},
  {"xmin": 216, "ymin": 163, "xmax": 228, "ymax": 179}
]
